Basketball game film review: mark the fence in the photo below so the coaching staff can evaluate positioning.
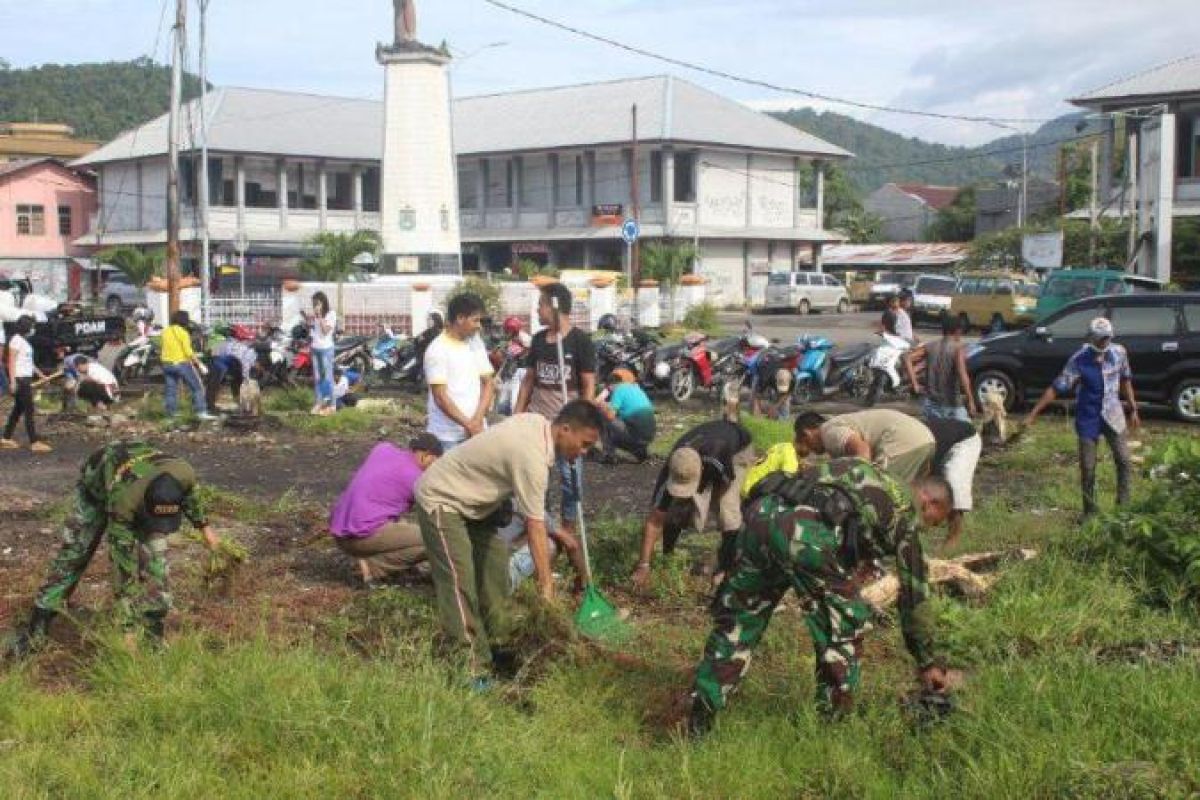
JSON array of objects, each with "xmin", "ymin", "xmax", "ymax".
[{"xmin": 206, "ymin": 292, "xmax": 282, "ymax": 328}]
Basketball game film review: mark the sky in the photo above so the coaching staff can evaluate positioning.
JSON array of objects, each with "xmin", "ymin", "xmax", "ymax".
[{"xmin": 1, "ymin": 0, "xmax": 1195, "ymax": 147}]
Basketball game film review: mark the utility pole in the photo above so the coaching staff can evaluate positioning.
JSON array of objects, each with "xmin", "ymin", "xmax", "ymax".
[
  {"xmin": 630, "ymin": 103, "xmax": 640, "ymax": 323},
  {"xmin": 198, "ymin": 0, "xmax": 211, "ymax": 323},
  {"xmin": 165, "ymin": 0, "xmax": 186, "ymax": 316},
  {"xmin": 1088, "ymin": 139, "xmax": 1100, "ymax": 265},
  {"xmin": 1018, "ymin": 131, "xmax": 1028, "ymax": 228},
  {"xmin": 630, "ymin": 104, "xmax": 640, "ymax": 284},
  {"xmin": 1126, "ymin": 128, "xmax": 1139, "ymax": 269}
]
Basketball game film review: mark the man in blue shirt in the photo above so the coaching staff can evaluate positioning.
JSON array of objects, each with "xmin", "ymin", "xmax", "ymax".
[
  {"xmin": 1026, "ymin": 317, "xmax": 1139, "ymax": 517},
  {"xmin": 599, "ymin": 368, "xmax": 655, "ymax": 463}
]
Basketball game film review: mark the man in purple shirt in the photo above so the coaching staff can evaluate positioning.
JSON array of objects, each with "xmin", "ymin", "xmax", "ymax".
[{"xmin": 330, "ymin": 434, "xmax": 443, "ymax": 587}]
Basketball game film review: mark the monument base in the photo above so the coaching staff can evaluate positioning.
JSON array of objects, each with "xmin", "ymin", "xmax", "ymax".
[{"xmin": 378, "ymin": 252, "xmax": 461, "ymax": 275}]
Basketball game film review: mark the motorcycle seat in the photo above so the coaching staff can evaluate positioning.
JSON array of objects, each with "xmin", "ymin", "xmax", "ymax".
[
  {"xmin": 832, "ymin": 343, "xmax": 872, "ymax": 364},
  {"xmin": 335, "ymin": 336, "xmax": 368, "ymax": 352}
]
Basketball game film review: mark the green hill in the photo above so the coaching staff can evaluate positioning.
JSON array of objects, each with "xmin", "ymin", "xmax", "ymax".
[
  {"xmin": 0, "ymin": 58, "xmax": 203, "ymax": 143},
  {"xmin": 772, "ymin": 108, "xmax": 1106, "ymax": 195}
]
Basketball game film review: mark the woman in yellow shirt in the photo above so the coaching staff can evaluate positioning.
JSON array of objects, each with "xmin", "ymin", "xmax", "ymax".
[{"xmin": 160, "ymin": 311, "xmax": 216, "ymax": 420}]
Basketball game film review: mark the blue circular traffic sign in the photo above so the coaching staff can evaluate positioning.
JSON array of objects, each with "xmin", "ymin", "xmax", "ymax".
[{"xmin": 621, "ymin": 218, "xmax": 640, "ymax": 245}]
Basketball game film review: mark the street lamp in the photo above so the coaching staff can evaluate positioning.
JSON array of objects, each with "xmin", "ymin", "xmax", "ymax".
[{"xmin": 991, "ymin": 122, "xmax": 1029, "ymax": 228}]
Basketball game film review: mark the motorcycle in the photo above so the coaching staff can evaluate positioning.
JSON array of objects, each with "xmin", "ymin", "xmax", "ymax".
[
  {"xmin": 288, "ymin": 326, "xmax": 372, "ymax": 383},
  {"xmin": 596, "ymin": 328, "xmax": 662, "ymax": 388},
  {"xmin": 864, "ymin": 331, "xmax": 913, "ymax": 407},
  {"xmin": 252, "ymin": 325, "xmax": 296, "ymax": 389},
  {"xmin": 667, "ymin": 332, "xmax": 739, "ymax": 403},
  {"xmin": 788, "ymin": 335, "xmax": 874, "ymax": 406}
]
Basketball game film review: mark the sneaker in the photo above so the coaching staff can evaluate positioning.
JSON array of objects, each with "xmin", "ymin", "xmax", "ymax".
[
  {"xmin": 0, "ymin": 439, "xmax": 17, "ymax": 449},
  {"xmin": 30, "ymin": 441, "xmax": 53, "ymax": 454},
  {"xmin": 197, "ymin": 412, "xmax": 219, "ymax": 421}
]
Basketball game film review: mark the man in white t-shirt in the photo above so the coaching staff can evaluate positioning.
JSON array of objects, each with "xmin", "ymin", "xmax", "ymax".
[
  {"xmin": 423, "ymin": 292, "xmax": 495, "ymax": 451},
  {"xmin": 64, "ymin": 354, "xmax": 120, "ymax": 411}
]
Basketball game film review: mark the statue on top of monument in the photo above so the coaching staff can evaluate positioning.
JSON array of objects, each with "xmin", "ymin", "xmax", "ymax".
[{"xmin": 393, "ymin": 0, "xmax": 417, "ymax": 44}]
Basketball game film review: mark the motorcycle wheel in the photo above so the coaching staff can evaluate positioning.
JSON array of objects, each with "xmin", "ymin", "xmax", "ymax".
[
  {"xmin": 793, "ymin": 377, "xmax": 817, "ymax": 406},
  {"xmin": 864, "ymin": 369, "xmax": 885, "ymax": 407},
  {"xmin": 670, "ymin": 365, "xmax": 697, "ymax": 403}
]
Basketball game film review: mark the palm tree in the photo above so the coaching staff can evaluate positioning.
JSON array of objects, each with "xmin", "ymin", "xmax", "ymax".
[
  {"xmin": 96, "ymin": 246, "xmax": 165, "ymax": 287},
  {"xmin": 641, "ymin": 241, "xmax": 696, "ymax": 324},
  {"xmin": 299, "ymin": 230, "xmax": 382, "ymax": 316}
]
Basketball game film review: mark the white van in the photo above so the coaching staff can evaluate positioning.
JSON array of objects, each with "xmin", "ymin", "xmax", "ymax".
[{"xmin": 764, "ymin": 271, "xmax": 850, "ymax": 315}]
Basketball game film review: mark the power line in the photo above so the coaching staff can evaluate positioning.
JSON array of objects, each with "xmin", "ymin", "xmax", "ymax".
[{"xmin": 480, "ymin": 0, "xmax": 1054, "ymax": 126}]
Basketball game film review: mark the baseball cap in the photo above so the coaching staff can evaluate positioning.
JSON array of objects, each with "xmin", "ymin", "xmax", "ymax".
[
  {"xmin": 666, "ymin": 447, "xmax": 702, "ymax": 499},
  {"xmin": 611, "ymin": 368, "xmax": 636, "ymax": 384},
  {"xmin": 139, "ymin": 474, "xmax": 186, "ymax": 534},
  {"xmin": 1088, "ymin": 317, "xmax": 1114, "ymax": 339},
  {"xmin": 409, "ymin": 433, "xmax": 445, "ymax": 456}
]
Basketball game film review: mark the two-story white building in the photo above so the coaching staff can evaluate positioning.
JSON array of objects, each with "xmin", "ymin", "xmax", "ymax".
[{"xmin": 75, "ymin": 75, "xmax": 850, "ymax": 304}]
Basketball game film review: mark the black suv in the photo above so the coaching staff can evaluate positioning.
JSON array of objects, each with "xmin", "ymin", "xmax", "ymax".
[{"xmin": 966, "ymin": 292, "xmax": 1200, "ymax": 423}]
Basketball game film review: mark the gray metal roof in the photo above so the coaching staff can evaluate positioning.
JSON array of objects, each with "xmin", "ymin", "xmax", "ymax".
[
  {"xmin": 76, "ymin": 75, "xmax": 850, "ymax": 167},
  {"xmin": 1072, "ymin": 53, "xmax": 1200, "ymax": 107}
]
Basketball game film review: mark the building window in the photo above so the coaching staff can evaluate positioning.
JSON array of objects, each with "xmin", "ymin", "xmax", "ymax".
[
  {"xmin": 16, "ymin": 204, "xmax": 45, "ymax": 236},
  {"xmin": 58, "ymin": 205, "xmax": 72, "ymax": 236},
  {"xmin": 520, "ymin": 156, "xmax": 548, "ymax": 208},
  {"xmin": 486, "ymin": 159, "xmax": 512, "ymax": 209},
  {"xmin": 362, "ymin": 167, "xmax": 381, "ymax": 213},
  {"xmin": 458, "ymin": 162, "xmax": 479, "ymax": 209},
  {"xmin": 650, "ymin": 151, "xmax": 663, "ymax": 203},
  {"xmin": 326, "ymin": 167, "xmax": 353, "ymax": 211},
  {"xmin": 243, "ymin": 157, "xmax": 279, "ymax": 209},
  {"xmin": 673, "ymin": 152, "xmax": 696, "ymax": 202}
]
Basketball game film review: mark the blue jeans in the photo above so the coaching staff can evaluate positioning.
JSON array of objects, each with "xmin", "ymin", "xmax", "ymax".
[
  {"xmin": 557, "ymin": 456, "xmax": 582, "ymax": 523},
  {"xmin": 922, "ymin": 398, "xmax": 971, "ymax": 423},
  {"xmin": 163, "ymin": 363, "xmax": 207, "ymax": 417},
  {"xmin": 312, "ymin": 346, "xmax": 335, "ymax": 406}
]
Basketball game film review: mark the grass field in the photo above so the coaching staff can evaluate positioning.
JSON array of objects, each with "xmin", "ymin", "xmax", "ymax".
[{"xmin": 2, "ymin": 416, "xmax": 1199, "ymax": 798}]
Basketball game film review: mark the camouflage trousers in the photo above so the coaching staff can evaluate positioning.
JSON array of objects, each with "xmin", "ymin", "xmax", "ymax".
[
  {"xmin": 34, "ymin": 484, "xmax": 172, "ymax": 625},
  {"xmin": 692, "ymin": 516, "xmax": 872, "ymax": 716}
]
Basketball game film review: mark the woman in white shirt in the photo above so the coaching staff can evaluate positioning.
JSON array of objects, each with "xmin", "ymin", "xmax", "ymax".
[
  {"xmin": 302, "ymin": 291, "xmax": 337, "ymax": 415},
  {"xmin": 1, "ymin": 316, "xmax": 51, "ymax": 452}
]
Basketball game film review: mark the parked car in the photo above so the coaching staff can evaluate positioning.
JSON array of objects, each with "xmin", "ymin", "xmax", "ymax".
[
  {"xmin": 950, "ymin": 271, "xmax": 1040, "ymax": 332},
  {"xmin": 100, "ymin": 271, "xmax": 145, "ymax": 313},
  {"xmin": 911, "ymin": 274, "xmax": 958, "ymax": 323},
  {"xmin": 763, "ymin": 271, "xmax": 850, "ymax": 315},
  {"xmin": 867, "ymin": 271, "xmax": 917, "ymax": 309},
  {"xmin": 1034, "ymin": 268, "xmax": 1161, "ymax": 319},
  {"xmin": 966, "ymin": 292, "xmax": 1200, "ymax": 423}
]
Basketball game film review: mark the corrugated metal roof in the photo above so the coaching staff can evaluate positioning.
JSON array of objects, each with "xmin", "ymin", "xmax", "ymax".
[
  {"xmin": 76, "ymin": 75, "xmax": 851, "ymax": 167},
  {"xmin": 797, "ymin": 243, "xmax": 969, "ymax": 267},
  {"xmin": 1072, "ymin": 53, "xmax": 1200, "ymax": 106}
]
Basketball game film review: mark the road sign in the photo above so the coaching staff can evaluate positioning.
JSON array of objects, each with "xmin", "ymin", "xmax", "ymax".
[{"xmin": 621, "ymin": 218, "xmax": 640, "ymax": 245}]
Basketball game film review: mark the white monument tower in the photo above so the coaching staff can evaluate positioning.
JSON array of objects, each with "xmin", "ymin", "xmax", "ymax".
[{"xmin": 376, "ymin": 0, "xmax": 461, "ymax": 274}]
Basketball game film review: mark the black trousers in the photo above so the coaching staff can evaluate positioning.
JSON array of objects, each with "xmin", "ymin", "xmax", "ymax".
[
  {"xmin": 4, "ymin": 377, "xmax": 37, "ymax": 443},
  {"xmin": 77, "ymin": 381, "xmax": 112, "ymax": 407}
]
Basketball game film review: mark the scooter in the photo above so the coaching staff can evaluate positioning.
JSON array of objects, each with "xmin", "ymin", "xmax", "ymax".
[
  {"xmin": 789, "ymin": 335, "xmax": 874, "ymax": 406},
  {"xmin": 864, "ymin": 331, "xmax": 913, "ymax": 407},
  {"xmin": 115, "ymin": 324, "xmax": 162, "ymax": 382}
]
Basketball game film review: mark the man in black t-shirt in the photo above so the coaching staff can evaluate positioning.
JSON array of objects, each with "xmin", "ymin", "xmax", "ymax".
[
  {"xmin": 516, "ymin": 282, "xmax": 597, "ymax": 547},
  {"xmin": 632, "ymin": 419, "xmax": 755, "ymax": 590}
]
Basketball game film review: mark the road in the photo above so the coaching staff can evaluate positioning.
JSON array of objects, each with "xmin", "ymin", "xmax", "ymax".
[{"xmin": 718, "ymin": 310, "xmax": 975, "ymax": 348}]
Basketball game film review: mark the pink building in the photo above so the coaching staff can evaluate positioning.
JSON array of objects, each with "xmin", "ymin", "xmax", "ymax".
[{"xmin": 0, "ymin": 158, "xmax": 96, "ymax": 301}]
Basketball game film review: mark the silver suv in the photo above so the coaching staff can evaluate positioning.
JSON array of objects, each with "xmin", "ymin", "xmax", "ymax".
[{"xmin": 101, "ymin": 272, "xmax": 145, "ymax": 313}]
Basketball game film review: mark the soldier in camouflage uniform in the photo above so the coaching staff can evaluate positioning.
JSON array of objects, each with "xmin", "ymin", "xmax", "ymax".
[
  {"xmin": 7, "ymin": 441, "xmax": 220, "ymax": 657},
  {"xmin": 689, "ymin": 458, "xmax": 953, "ymax": 735}
]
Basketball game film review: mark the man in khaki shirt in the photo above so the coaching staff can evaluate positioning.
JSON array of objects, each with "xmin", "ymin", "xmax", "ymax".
[
  {"xmin": 415, "ymin": 401, "xmax": 604, "ymax": 676},
  {"xmin": 793, "ymin": 409, "xmax": 936, "ymax": 483}
]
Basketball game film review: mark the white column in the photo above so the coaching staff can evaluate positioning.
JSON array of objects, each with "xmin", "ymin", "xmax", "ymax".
[
  {"xmin": 812, "ymin": 241, "xmax": 824, "ymax": 274},
  {"xmin": 234, "ymin": 156, "xmax": 246, "ymax": 231},
  {"xmin": 317, "ymin": 162, "xmax": 328, "ymax": 231},
  {"xmin": 277, "ymin": 158, "xmax": 288, "ymax": 229},
  {"xmin": 352, "ymin": 164, "xmax": 364, "ymax": 228},
  {"xmin": 815, "ymin": 161, "xmax": 826, "ymax": 229},
  {"xmin": 410, "ymin": 286, "xmax": 433, "ymax": 336},
  {"xmin": 662, "ymin": 147, "xmax": 675, "ymax": 236}
]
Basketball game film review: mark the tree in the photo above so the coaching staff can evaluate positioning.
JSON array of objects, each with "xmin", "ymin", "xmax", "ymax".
[
  {"xmin": 299, "ymin": 230, "xmax": 381, "ymax": 315},
  {"xmin": 926, "ymin": 187, "xmax": 976, "ymax": 242},
  {"xmin": 96, "ymin": 246, "xmax": 164, "ymax": 287},
  {"xmin": 641, "ymin": 240, "xmax": 696, "ymax": 323},
  {"xmin": 839, "ymin": 210, "xmax": 885, "ymax": 244},
  {"xmin": 798, "ymin": 162, "xmax": 864, "ymax": 229},
  {"xmin": 968, "ymin": 219, "xmax": 1132, "ymax": 270}
]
